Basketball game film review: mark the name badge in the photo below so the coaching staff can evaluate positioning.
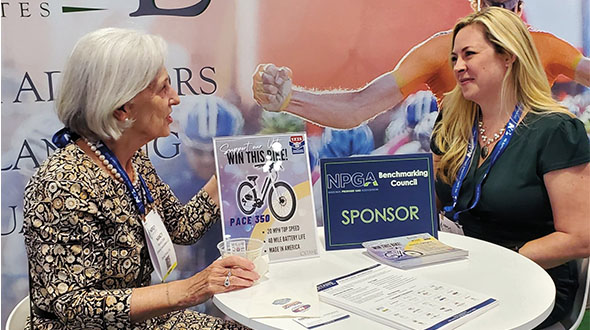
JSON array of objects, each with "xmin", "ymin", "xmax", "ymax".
[
  {"xmin": 144, "ymin": 209, "xmax": 177, "ymax": 282},
  {"xmin": 439, "ymin": 213, "xmax": 464, "ymax": 235}
]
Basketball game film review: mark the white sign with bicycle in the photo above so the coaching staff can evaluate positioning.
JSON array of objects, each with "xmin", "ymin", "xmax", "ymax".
[{"xmin": 213, "ymin": 133, "xmax": 319, "ymax": 262}]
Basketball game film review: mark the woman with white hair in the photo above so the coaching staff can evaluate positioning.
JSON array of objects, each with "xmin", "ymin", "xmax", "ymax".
[
  {"xmin": 431, "ymin": 8, "xmax": 589, "ymax": 328},
  {"xmin": 23, "ymin": 28, "xmax": 257, "ymax": 329}
]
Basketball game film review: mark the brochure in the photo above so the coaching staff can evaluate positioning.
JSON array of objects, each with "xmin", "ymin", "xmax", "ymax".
[
  {"xmin": 317, "ymin": 264, "xmax": 498, "ymax": 330},
  {"xmin": 213, "ymin": 133, "xmax": 319, "ymax": 262},
  {"xmin": 362, "ymin": 233, "xmax": 468, "ymax": 269}
]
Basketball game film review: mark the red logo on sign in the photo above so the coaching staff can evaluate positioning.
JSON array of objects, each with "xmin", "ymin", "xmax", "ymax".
[{"xmin": 290, "ymin": 136, "xmax": 303, "ymax": 143}]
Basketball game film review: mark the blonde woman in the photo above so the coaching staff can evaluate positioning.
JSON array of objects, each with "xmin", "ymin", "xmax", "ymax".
[{"xmin": 431, "ymin": 7, "xmax": 590, "ymax": 328}]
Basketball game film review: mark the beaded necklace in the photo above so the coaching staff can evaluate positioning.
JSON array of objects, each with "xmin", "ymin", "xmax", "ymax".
[
  {"xmin": 84, "ymin": 139, "xmax": 137, "ymax": 185},
  {"xmin": 478, "ymin": 121, "xmax": 505, "ymax": 158}
]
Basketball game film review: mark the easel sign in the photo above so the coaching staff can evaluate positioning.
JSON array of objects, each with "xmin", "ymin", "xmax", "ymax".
[
  {"xmin": 320, "ymin": 153, "xmax": 437, "ymax": 250},
  {"xmin": 213, "ymin": 133, "xmax": 319, "ymax": 262}
]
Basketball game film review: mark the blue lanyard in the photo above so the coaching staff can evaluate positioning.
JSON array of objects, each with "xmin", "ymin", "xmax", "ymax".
[
  {"xmin": 444, "ymin": 104, "xmax": 523, "ymax": 221},
  {"xmin": 96, "ymin": 141, "xmax": 154, "ymax": 215}
]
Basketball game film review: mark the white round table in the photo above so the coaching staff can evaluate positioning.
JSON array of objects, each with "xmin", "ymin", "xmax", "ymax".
[{"xmin": 213, "ymin": 231, "xmax": 555, "ymax": 330}]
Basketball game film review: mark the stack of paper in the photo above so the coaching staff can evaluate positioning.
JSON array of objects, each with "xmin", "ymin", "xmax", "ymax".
[
  {"xmin": 317, "ymin": 264, "xmax": 498, "ymax": 330},
  {"xmin": 362, "ymin": 233, "xmax": 468, "ymax": 269}
]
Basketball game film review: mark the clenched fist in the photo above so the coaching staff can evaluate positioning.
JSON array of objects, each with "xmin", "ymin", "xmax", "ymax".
[{"xmin": 252, "ymin": 63, "xmax": 293, "ymax": 112}]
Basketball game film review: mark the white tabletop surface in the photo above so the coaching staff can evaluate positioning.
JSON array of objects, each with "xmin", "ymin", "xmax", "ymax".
[{"xmin": 213, "ymin": 231, "xmax": 555, "ymax": 330}]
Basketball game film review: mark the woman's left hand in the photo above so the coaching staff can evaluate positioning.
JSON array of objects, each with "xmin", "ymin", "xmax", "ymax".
[
  {"xmin": 209, "ymin": 255, "xmax": 260, "ymax": 292},
  {"xmin": 176, "ymin": 255, "xmax": 260, "ymax": 308}
]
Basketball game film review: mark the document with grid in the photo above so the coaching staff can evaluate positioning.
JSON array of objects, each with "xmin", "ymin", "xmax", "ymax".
[{"xmin": 317, "ymin": 264, "xmax": 498, "ymax": 330}]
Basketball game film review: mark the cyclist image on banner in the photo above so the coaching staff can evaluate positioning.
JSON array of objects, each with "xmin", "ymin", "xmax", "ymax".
[
  {"xmin": 161, "ymin": 95, "xmax": 245, "ymax": 203},
  {"xmin": 374, "ymin": 90, "xmax": 439, "ymax": 156},
  {"xmin": 311, "ymin": 125, "xmax": 375, "ymax": 226},
  {"xmin": 213, "ymin": 134, "xmax": 319, "ymax": 262}
]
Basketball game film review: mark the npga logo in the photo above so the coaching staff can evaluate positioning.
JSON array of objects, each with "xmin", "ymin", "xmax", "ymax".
[{"xmin": 326, "ymin": 172, "xmax": 378, "ymax": 189}]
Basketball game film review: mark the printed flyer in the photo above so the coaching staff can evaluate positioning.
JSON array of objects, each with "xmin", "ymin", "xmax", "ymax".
[
  {"xmin": 213, "ymin": 133, "xmax": 318, "ymax": 262},
  {"xmin": 317, "ymin": 264, "xmax": 498, "ymax": 329},
  {"xmin": 320, "ymin": 153, "xmax": 437, "ymax": 250}
]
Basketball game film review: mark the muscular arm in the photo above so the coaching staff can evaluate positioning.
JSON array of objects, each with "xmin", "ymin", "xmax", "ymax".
[
  {"xmin": 533, "ymin": 31, "xmax": 589, "ymax": 87},
  {"xmin": 285, "ymin": 73, "xmax": 404, "ymax": 129},
  {"xmin": 253, "ymin": 32, "xmax": 453, "ymax": 129},
  {"xmin": 519, "ymin": 162, "xmax": 590, "ymax": 269}
]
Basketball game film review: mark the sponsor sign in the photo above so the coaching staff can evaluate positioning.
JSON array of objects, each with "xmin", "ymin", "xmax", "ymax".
[{"xmin": 320, "ymin": 153, "xmax": 437, "ymax": 250}]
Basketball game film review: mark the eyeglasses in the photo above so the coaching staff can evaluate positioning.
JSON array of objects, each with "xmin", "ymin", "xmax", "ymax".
[{"xmin": 482, "ymin": 0, "xmax": 520, "ymax": 12}]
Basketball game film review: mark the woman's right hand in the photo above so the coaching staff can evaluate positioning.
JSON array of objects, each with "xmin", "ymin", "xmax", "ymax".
[{"xmin": 178, "ymin": 255, "xmax": 260, "ymax": 307}]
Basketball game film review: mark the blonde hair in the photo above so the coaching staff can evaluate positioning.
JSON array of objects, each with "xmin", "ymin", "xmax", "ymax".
[{"xmin": 433, "ymin": 7, "xmax": 570, "ymax": 184}]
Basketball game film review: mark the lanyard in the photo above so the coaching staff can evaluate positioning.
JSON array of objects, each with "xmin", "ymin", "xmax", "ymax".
[
  {"xmin": 100, "ymin": 142, "xmax": 177, "ymax": 282},
  {"xmin": 444, "ymin": 104, "xmax": 522, "ymax": 221},
  {"xmin": 52, "ymin": 127, "xmax": 79, "ymax": 148},
  {"xmin": 95, "ymin": 141, "xmax": 154, "ymax": 215}
]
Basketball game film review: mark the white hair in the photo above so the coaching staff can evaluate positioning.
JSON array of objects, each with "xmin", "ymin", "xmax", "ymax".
[{"xmin": 56, "ymin": 27, "xmax": 167, "ymax": 141}]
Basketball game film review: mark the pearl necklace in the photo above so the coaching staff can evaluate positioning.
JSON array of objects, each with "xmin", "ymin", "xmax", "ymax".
[
  {"xmin": 85, "ymin": 139, "xmax": 137, "ymax": 184},
  {"xmin": 478, "ymin": 121, "xmax": 505, "ymax": 159}
]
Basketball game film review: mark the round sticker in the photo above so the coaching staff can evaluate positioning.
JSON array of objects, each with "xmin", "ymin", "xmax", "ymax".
[
  {"xmin": 292, "ymin": 304, "xmax": 311, "ymax": 313},
  {"xmin": 272, "ymin": 298, "xmax": 291, "ymax": 305}
]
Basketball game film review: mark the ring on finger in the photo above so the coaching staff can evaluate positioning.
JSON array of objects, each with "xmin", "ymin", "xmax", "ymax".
[{"xmin": 224, "ymin": 270, "xmax": 231, "ymax": 288}]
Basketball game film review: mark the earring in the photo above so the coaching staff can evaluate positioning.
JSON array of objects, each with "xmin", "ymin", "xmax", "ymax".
[{"xmin": 124, "ymin": 118, "xmax": 130, "ymax": 123}]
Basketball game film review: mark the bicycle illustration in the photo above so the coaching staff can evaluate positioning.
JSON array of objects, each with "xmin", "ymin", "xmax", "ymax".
[
  {"xmin": 236, "ymin": 160, "xmax": 297, "ymax": 221},
  {"xmin": 384, "ymin": 246, "xmax": 424, "ymax": 259}
]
